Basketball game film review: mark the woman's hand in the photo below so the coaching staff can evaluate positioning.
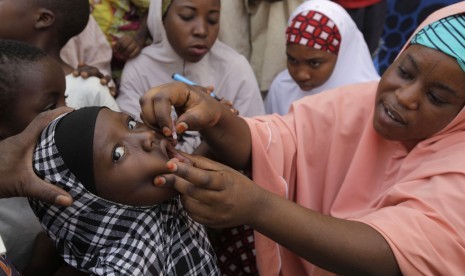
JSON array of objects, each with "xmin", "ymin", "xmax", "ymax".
[
  {"xmin": 140, "ymin": 82, "xmax": 224, "ymax": 138},
  {"xmin": 141, "ymin": 82, "xmax": 252, "ymax": 169},
  {"xmin": 155, "ymin": 153, "xmax": 264, "ymax": 228},
  {"xmin": 0, "ymin": 107, "xmax": 73, "ymax": 206},
  {"xmin": 157, "ymin": 154, "xmax": 400, "ymax": 275}
]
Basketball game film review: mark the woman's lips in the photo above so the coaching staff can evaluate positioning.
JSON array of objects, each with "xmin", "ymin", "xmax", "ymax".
[{"xmin": 384, "ymin": 103, "xmax": 406, "ymax": 125}]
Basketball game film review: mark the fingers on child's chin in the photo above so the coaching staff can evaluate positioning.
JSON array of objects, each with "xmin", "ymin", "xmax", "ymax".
[
  {"xmin": 155, "ymin": 175, "xmax": 175, "ymax": 188},
  {"xmin": 170, "ymin": 152, "xmax": 191, "ymax": 165}
]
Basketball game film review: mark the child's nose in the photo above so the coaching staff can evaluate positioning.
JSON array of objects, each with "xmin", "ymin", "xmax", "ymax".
[
  {"xmin": 193, "ymin": 20, "xmax": 208, "ymax": 37},
  {"xmin": 139, "ymin": 130, "xmax": 158, "ymax": 152},
  {"xmin": 296, "ymin": 68, "xmax": 311, "ymax": 81}
]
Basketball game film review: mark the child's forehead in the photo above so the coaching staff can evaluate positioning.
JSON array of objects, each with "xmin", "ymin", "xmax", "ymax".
[
  {"xmin": 170, "ymin": 0, "xmax": 221, "ymax": 9},
  {"xmin": 95, "ymin": 109, "xmax": 168, "ymax": 144}
]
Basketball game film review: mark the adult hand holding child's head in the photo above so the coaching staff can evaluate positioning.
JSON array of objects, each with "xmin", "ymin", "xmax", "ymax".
[{"xmin": 0, "ymin": 107, "xmax": 73, "ymax": 206}]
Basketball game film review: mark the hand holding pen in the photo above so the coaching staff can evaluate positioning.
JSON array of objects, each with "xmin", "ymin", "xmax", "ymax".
[
  {"xmin": 171, "ymin": 73, "xmax": 238, "ymax": 116},
  {"xmin": 172, "ymin": 73, "xmax": 222, "ymax": 101},
  {"xmin": 140, "ymin": 82, "xmax": 226, "ymax": 138}
]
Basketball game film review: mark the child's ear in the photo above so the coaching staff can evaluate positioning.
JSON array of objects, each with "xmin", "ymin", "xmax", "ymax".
[{"xmin": 35, "ymin": 9, "xmax": 55, "ymax": 29}]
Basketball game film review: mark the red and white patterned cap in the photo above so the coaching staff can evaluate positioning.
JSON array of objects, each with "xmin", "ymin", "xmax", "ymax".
[{"xmin": 286, "ymin": 10, "xmax": 341, "ymax": 55}]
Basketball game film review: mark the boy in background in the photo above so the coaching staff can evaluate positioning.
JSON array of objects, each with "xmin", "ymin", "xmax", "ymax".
[
  {"xmin": 0, "ymin": 0, "xmax": 119, "ymax": 111},
  {"xmin": 0, "ymin": 39, "xmax": 78, "ymax": 274}
]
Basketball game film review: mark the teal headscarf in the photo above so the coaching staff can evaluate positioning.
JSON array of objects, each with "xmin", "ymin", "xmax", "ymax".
[{"xmin": 410, "ymin": 14, "xmax": 465, "ymax": 72}]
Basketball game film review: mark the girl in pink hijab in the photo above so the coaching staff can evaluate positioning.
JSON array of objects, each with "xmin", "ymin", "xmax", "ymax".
[{"xmin": 140, "ymin": 2, "xmax": 465, "ymax": 275}]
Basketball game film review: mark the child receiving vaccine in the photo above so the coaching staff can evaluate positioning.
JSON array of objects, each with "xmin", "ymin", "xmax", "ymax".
[
  {"xmin": 29, "ymin": 107, "xmax": 219, "ymax": 275},
  {"xmin": 264, "ymin": 0, "xmax": 379, "ymax": 115}
]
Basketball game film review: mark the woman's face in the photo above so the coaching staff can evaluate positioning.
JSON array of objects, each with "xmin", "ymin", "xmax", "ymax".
[
  {"xmin": 374, "ymin": 44, "xmax": 465, "ymax": 149},
  {"xmin": 286, "ymin": 43, "xmax": 337, "ymax": 91},
  {"xmin": 163, "ymin": 0, "xmax": 220, "ymax": 63},
  {"xmin": 93, "ymin": 109, "xmax": 182, "ymax": 206}
]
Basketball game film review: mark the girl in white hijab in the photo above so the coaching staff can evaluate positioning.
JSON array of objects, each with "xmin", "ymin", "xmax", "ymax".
[
  {"xmin": 117, "ymin": 0, "xmax": 265, "ymax": 153},
  {"xmin": 264, "ymin": 0, "xmax": 380, "ymax": 115}
]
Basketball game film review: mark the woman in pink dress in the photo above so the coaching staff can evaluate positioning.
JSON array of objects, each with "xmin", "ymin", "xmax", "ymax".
[{"xmin": 140, "ymin": 2, "xmax": 465, "ymax": 275}]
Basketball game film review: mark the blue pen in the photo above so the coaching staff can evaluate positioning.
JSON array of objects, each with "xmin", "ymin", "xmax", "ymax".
[{"xmin": 172, "ymin": 73, "xmax": 221, "ymax": 101}]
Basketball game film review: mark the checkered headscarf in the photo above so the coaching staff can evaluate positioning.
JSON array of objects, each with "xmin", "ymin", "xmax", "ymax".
[
  {"xmin": 286, "ymin": 10, "xmax": 341, "ymax": 55},
  {"xmin": 29, "ymin": 110, "xmax": 219, "ymax": 275}
]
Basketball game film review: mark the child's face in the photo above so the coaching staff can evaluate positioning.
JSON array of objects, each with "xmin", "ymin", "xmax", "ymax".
[
  {"xmin": 163, "ymin": 0, "xmax": 220, "ymax": 63},
  {"xmin": 0, "ymin": 0, "xmax": 37, "ymax": 42},
  {"xmin": 286, "ymin": 44, "xmax": 337, "ymax": 91},
  {"xmin": 93, "ymin": 109, "xmax": 181, "ymax": 206},
  {"xmin": 0, "ymin": 55, "xmax": 66, "ymax": 138}
]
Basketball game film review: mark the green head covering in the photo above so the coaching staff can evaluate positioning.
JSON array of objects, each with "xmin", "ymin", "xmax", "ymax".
[
  {"xmin": 410, "ymin": 14, "xmax": 465, "ymax": 72},
  {"xmin": 162, "ymin": 0, "xmax": 173, "ymax": 17}
]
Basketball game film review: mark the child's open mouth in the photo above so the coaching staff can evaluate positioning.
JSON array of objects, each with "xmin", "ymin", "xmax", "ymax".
[{"xmin": 161, "ymin": 139, "xmax": 192, "ymax": 165}]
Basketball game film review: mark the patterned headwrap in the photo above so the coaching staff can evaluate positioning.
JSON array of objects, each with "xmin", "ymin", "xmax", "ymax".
[
  {"xmin": 162, "ymin": 0, "xmax": 173, "ymax": 17},
  {"xmin": 286, "ymin": 10, "xmax": 341, "ymax": 55},
  {"xmin": 410, "ymin": 14, "xmax": 465, "ymax": 72},
  {"xmin": 29, "ymin": 107, "xmax": 219, "ymax": 275}
]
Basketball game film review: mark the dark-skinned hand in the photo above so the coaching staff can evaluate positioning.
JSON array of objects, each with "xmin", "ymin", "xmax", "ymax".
[{"xmin": 0, "ymin": 107, "xmax": 73, "ymax": 206}]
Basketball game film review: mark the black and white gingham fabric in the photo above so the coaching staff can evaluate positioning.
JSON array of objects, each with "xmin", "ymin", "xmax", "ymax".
[{"xmin": 29, "ymin": 114, "xmax": 219, "ymax": 275}]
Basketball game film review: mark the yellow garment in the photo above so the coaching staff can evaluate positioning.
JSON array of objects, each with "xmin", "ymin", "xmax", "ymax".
[
  {"xmin": 89, "ymin": 0, "xmax": 149, "ymax": 43},
  {"xmin": 162, "ymin": 0, "xmax": 173, "ymax": 16}
]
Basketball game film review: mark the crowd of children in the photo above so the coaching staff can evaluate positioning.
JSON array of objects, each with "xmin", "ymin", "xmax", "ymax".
[{"xmin": 1, "ymin": 0, "xmax": 464, "ymax": 275}]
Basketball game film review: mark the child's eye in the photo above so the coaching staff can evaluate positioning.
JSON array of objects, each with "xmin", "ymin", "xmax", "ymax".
[
  {"xmin": 207, "ymin": 16, "xmax": 219, "ymax": 25},
  {"xmin": 287, "ymin": 56, "xmax": 297, "ymax": 65},
  {"xmin": 309, "ymin": 61, "xmax": 321, "ymax": 68},
  {"xmin": 128, "ymin": 118, "xmax": 137, "ymax": 130},
  {"xmin": 179, "ymin": 14, "xmax": 194, "ymax": 21},
  {"xmin": 112, "ymin": 145, "xmax": 126, "ymax": 163}
]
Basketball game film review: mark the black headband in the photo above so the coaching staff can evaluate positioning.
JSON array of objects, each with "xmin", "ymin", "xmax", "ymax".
[{"xmin": 54, "ymin": 106, "xmax": 103, "ymax": 194}]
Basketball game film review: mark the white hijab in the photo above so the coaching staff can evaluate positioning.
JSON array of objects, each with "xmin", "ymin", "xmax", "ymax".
[
  {"xmin": 117, "ymin": 0, "xmax": 264, "ymax": 119},
  {"xmin": 264, "ymin": 0, "xmax": 380, "ymax": 115}
]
